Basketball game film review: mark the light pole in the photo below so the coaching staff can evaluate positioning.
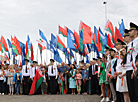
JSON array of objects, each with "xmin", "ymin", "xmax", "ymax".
[{"xmin": 103, "ymin": 1, "xmax": 107, "ymax": 23}]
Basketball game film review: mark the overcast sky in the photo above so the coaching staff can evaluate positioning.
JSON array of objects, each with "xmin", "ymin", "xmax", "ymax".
[{"xmin": 0, "ymin": 0, "xmax": 138, "ymax": 63}]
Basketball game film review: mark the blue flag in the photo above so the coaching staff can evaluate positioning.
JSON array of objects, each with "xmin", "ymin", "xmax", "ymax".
[
  {"xmin": 8, "ymin": 51, "xmax": 10, "ymax": 60},
  {"xmin": 67, "ymin": 28, "xmax": 76, "ymax": 49},
  {"xmin": 91, "ymin": 44, "xmax": 99, "ymax": 57},
  {"xmin": 94, "ymin": 26, "xmax": 98, "ymax": 44},
  {"xmin": 27, "ymin": 35, "xmax": 31, "ymax": 49},
  {"xmin": 39, "ymin": 29, "xmax": 48, "ymax": 43},
  {"xmin": 19, "ymin": 40, "xmax": 26, "ymax": 65},
  {"xmin": 51, "ymin": 33, "xmax": 57, "ymax": 47},
  {"xmin": 7, "ymin": 39, "xmax": 12, "ymax": 48},
  {"xmin": 119, "ymin": 19, "xmax": 125, "ymax": 36},
  {"xmin": 99, "ymin": 27, "xmax": 107, "ymax": 47},
  {"xmin": 54, "ymin": 50, "xmax": 63, "ymax": 63},
  {"xmin": 86, "ymin": 55, "xmax": 89, "ymax": 63}
]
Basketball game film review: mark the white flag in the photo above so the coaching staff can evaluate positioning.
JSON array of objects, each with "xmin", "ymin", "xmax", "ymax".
[{"xmin": 36, "ymin": 35, "xmax": 46, "ymax": 47}]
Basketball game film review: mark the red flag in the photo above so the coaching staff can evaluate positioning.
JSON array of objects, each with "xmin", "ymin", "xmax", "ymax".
[
  {"xmin": 57, "ymin": 35, "xmax": 66, "ymax": 49},
  {"xmin": 74, "ymin": 30, "xmax": 80, "ymax": 50},
  {"xmin": 83, "ymin": 29, "xmax": 92, "ymax": 44},
  {"xmin": 59, "ymin": 25, "xmax": 67, "ymax": 37},
  {"xmin": 0, "ymin": 36, "xmax": 8, "ymax": 52},
  {"xmin": 115, "ymin": 27, "xmax": 123, "ymax": 47},
  {"xmin": 26, "ymin": 42, "xmax": 29, "ymax": 59},
  {"xmin": 31, "ymin": 43, "xmax": 34, "ymax": 61},
  {"xmin": 107, "ymin": 34, "xmax": 114, "ymax": 48},
  {"xmin": 14, "ymin": 36, "xmax": 22, "ymax": 55}
]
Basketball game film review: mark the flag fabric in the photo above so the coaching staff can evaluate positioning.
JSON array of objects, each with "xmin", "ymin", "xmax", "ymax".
[
  {"xmin": 86, "ymin": 55, "xmax": 89, "ymax": 63},
  {"xmin": 7, "ymin": 39, "xmax": 12, "ymax": 48},
  {"xmin": 39, "ymin": 29, "xmax": 48, "ymax": 43},
  {"xmin": 105, "ymin": 20, "xmax": 115, "ymax": 44},
  {"xmin": 94, "ymin": 26, "xmax": 98, "ymax": 44},
  {"xmin": 30, "ymin": 43, "xmax": 34, "ymax": 61},
  {"xmin": 67, "ymin": 28, "xmax": 76, "ymax": 49},
  {"xmin": 27, "ymin": 35, "xmax": 31, "ymax": 49},
  {"xmin": 4, "ymin": 53, "xmax": 9, "ymax": 61},
  {"xmin": 107, "ymin": 34, "xmax": 114, "ymax": 48},
  {"xmin": 11, "ymin": 36, "xmax": 19, "ymax": 55},
  {"xmin": 82, "ymin": 28, "xmax": 92, "ymax": 44},
  {"xmin": 51, "ymin": 33, "xmax": 57, "ymax": 47},
  {"xmin": 99, "ymin": 27, "xmax": 107, "ymax": 47},
  {"xmin": 29, "ymin": 68, "xmax": 44, "ymax": 95},
  {"xmin": 54, "ymin": 50, "xmax": 63, "ymax": 63},
  {"xmin": 38, "ymin": 43, "xmax": 46, "ymax": 54},
  {"xmin": 26, "ymin": 42, "xmax": 29, "ymax": 59},
  {"xmin": 0, "ymin": 36, "xmax": 8, "ymax": 52},
  {"xmin": 79, "ymin": 21, "xmax": 91, "ymax": 37},
  {"xmin": 59, "ymin": 25, "xmax": 67, "ymax": 37},
  {"xmin": 74, "ymin": 30, "xmax": 83, "ymax": 52},
  {"xmin": 67, "ymin": 28, "xmax": 78, "ymax": 52},
  {"xmin": 57, "ymin": 35, "xmax": 66, "ymax": 53},
  {"xmin": 98, "ymin": 30, "xmax": 104, "ymax": 53},
  {"xmin": 8, "ymin": 51, "xmax": 10, "ymax": 60},
  {"xmin": 119, "ymin": 19, "xmax": 125, "ymax": 37},
  {"xmin": 36, "ymin": 35, "xmax": 47, "ymax": 47},
  {"xmin": 19, "ymin": 40, "xmax": 26, "ymax": 65},
  {"xmin": 115, "ymin": 27, "xmax": 123, "ymax": 47},
  {"xmin": 14, "ymin": 36, "xmax": 22, "ymax": 55},
  {"xmin": 0, "ymin": 43, "xmax": 4, "ymax": 53}
]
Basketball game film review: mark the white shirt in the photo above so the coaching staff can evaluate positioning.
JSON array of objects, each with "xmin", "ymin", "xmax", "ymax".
[
  {"xmin": 132, "ymin": 37, "xmax": 138, "ymax": 69},
  {"xmin": 32, "ymin": 66, "xmax": 39, "ymax": 78},
  {"xmin": 48, "ymin": 65, "xmax": 58, "ymax": 78},
  {"xmin": 22, "ymin": 64, "xmax": 32, "ymax": 78},
  {"xmin": 125, "ymin": 42, "xmax": 133, "ymax": 71},
  {"xmin": 0, "ymin": 70, "xmax": 6, "ymax": 81}
]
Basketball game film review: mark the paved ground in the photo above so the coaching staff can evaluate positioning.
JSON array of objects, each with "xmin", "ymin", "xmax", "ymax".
[{"xmin": 0, "ymin": 94, "xmax": 101, "ymax": 102}]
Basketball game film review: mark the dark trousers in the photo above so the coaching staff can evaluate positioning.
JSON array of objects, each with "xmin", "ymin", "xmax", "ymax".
[
  {"xmin": 126, "ymin": 70, "xmax": 135, "ymax": 102},
  {"xmin": 23, "ymin": 76, "xmax": 30, "ymax": 95},
  {"xmin": 50, "ymin": 76, "xmax": 56, "ymax": 94},
  {"xmin": 0, "ymin": 80, "xmax": 4, "ymax": 93},
  {"xmin": 83, "ymin": 80, "xmax": 88, "ymax": 93},
  {"xmin": 91, "ymin": 75, "xmax": 99, "ymax": 94},
  {"xmin": 116, "ymin": 91, "xmax": 124, "ymax": 102}
]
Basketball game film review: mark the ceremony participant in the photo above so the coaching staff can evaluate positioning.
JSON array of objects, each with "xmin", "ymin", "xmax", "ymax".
[
  {"xmin": 86, "ymin": 63, "xmax": 91, "ymax": 94},
  {"xmin": 69, "ymin": 64, "xmax": 76, "ymax": 95},
  {"xmin": 114, "ymin": 39, "xmax": 125, "ymax": 102},
  {"xmin": 58, "ymin": 72, "xmax": 63, "ymax": 94},
  {"xmin": 22, "ymin": 59, "xmax": 32, "ymax": 95},
  {"xmin": 19, "ymin": 65, "xmax": 23, "ymax": 94},
  {"xmin": 48, "ymin": 59, "xmax": 58, "ymax": 94},
  {"xmin": 7, "ymin": 65, "xmax": 15, "ymax": 95},
  {"xmin": 75, "ymin": 69, "xmax": 82, "ymax": 95},
  {"xmin": 109, "ymin": 48, "xmax": 117, "ymax": 102},
  {"xmin": 0, "ymin": 65, "xmax": 6, "ymax": 95},
  {"xmin": 82, "ymin": 65, "xmax": 89, "ymax": 95},
  {"xmin": 32, "ymin": 61, "xmax": 41, "ymax": 94},
  {"xmin": 14, "ymin": 68, "xmax": 22, "ymax": 95},
  {"xmin": 58, "ymin": 62, "xmax": 69, "ymax": 94},
  {"xmin": 41, "ymin": 68, "xmax": 48, "ymax": 95},
  {"xmin": 89, "ymin": 59, "xmax": 99, "ymax": 95},
  {"xmin": 118, "ymin": 50, "xmax": 130, "ymax": 102},
  {"xmin": 127, "ymin": 22, "xmax": 138, "ymax": 102},
  {"xmin": 100, "ymin": 55, "xmax": 110, "ymax": 102}
]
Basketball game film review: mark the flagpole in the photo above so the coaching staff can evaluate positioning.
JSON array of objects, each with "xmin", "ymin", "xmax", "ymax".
[
  {"xmin": 41, "ymin": 51, "xmax": 42, "ymax": 64},
  {"xmin": 36, "ymin": 45, "xmax": 38, "ymax": 63}
]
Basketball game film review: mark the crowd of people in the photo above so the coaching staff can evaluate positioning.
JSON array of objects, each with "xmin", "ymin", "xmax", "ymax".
[{"xmin": 0, "ymin": 22, "xmax": 138, "ymax": 102}]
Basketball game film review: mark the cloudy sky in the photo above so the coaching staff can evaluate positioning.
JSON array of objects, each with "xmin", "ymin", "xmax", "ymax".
[{"xmin": 0, "ymin": 0, "xmax": 138, "ymax": 63}]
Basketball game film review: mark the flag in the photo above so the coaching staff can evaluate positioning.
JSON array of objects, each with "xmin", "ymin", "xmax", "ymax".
[
  {"xmin": 115, "ymin": 27, "xmax": 123, "ymax": 47},
  {"xmin": 54, "ymin": 50, "xmax": 63, "ymax": 63},
  {"xmin": 29, "ymin": 68, "xmax": 44, "ymax": 95},
  {"xmin": 0, "ymin": 36, "xmax": 8, "ymax": 52},
  {"xmin": 79, "ymin": 21, "xmax": 91, "ymax": 37},
  {"xmin": 67, "ymin": 28, "xmax": 78, "ymax": 52},
  {"xmin": 26, "ymin": 42, "xmax": 29, "ymax": 59},
  {"xmin": 36, "ymin": 35, "xmax": 47, "ymax": 47},
  {"xmin": 27, "ymin": 35, "xmax": 31, "ymax": 49},
  {"xmin": 57, "ymin": 35, "xmax": 66, "ymax": 53},
  {"xmin": 30, "ymin": 43, "xmax": 34, "ymax": 61},
  {"xmin": 0, "ymin": 43, "xmax": 4, "ymax": 53},
  {"xmin": 67, "ymin": 28, "xmax": 76, "ymax": 49},
  {"xmin": 38, "ymin": 43, "xmax": 46, "ymax": 54},
  {"xmin": 107, "ymin": 34, "xmax": 114, "ymax": 48},
  {"xmin": 11, "ymin": 36, "xmax": 19, "ymax": 55},
  {"xmin": 82, "ymin": 28, "xmax": 92, "ymax": 44},
  {"xmin": 39, "ymin": 29, "xmax": 48, "ymax": 43},
  {"xmin": 59, "ymin": 25, "xmax": 67, "ymax": 37},
  {"xmin": 98, "ymin": 30, "xmax": 104, "ymax": 53},
  {"xmin": 105, "ymin": 20, "xmax": 115, "ymax": 44},
  {"xmin": 86, "ymin": 55, "xmax": 89, "ymax": 63},
  {"xmin": 74, "ymin": 30, "xmax": 83, "ymax": 52},
  {"xmin": 14, "ymin": 36, "xmax": 22, "ymax": 55},
  {"xmin": 99, "ymin": 27, "xmax": 107, "ymax": 47},
  {"xmin": 4, "ymin": 53, "xmax": 9, "ymax": 61},
  {"xmin": 8, "ymin": 51, "xmax": 10, "ymax": 60},
  {"xmin": 51, "ymin": 33, "xmax": 57, "ymax": 47},
  {"xmin": 119, "ymin": 19, "xmax": 125, "ymax": 37},
  {"xmin": 19, "ymin": 40, "xmax": 26, "ymax": 65},
  {"xmin": 94, "ymin": 26, "xmax": 98, "ymax": 44}
]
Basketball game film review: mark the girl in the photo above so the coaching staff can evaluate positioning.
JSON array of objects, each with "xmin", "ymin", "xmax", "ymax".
[
  {"xmin": 75, "ymin": 69, "xmax": 82, "ymax": 94},
  {"xmin": 86, "ymin": 63, "xmax": 91, "ymax": 94},
  {"xmin": 58, "ymin": 72, "xmax": 63, "ymax": 94},
  {"xmin": 116, "ymin": 50, "xmax": 130, "ymax": 102},
  {"xmin": 100, "ymin": 55, "xmax": 110, "ymax": 102},
  {"xmin": 7, "ymin": 65, "xmax": 15, "ymax": 95},
  {"xmin": 69, "ymin": 64, "xmax": 76, "ymax": 94},
  {"xmin": 0, "ymin": 65, "xmax": 6, "ymax": 95},
  {"xmin": 14, "ymin": 68, "xmax": 22, "ymax": 95},
  {"xmin": 82, "ymin": 65, "xmax": 89, "ymax": 95}
]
